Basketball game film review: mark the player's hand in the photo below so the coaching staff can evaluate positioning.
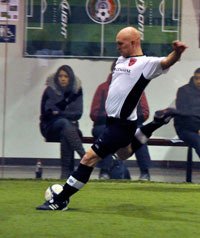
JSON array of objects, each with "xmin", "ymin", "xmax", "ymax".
[{"xmin": 172, "ymin": 40, "xmax": 188, "ymax": 54}]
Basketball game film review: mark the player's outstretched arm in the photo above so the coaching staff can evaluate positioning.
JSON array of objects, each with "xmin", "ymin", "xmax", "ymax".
[{"xmin": 161, "ymin": 41, "xmax": 188, "ymax": 70}]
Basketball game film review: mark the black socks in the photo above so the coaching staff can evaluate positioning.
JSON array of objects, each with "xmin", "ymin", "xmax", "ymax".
[
  {"xmin": 140, "ymin": 121, "xmax": 163, "ymax": 138},
  {"xmin": 56, "ymin": 163, "xmax": 94, "ymax": 202}
]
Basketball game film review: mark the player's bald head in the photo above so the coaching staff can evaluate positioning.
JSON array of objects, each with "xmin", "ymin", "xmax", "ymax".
[
  {"xmin": 116, "ymin": 27, "xmax": 141, "ymax": 42},
  {"xmin": 116, "ymin": 26, "xmax": 142, "ymax": 57}
]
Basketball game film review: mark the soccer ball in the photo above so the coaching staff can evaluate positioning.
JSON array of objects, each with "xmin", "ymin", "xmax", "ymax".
[
  {"xmin": 45, "ymin": 184, "xmax": 63, "ymax": 201},
  {"xmin": 96, "ymin": 8, "xmax": 110, "ymax": 22}
]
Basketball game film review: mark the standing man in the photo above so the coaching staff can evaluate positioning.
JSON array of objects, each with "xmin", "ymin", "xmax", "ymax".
[{"xmin": 37, "ymin": 26, "xmax": 187, "ymax": 210}]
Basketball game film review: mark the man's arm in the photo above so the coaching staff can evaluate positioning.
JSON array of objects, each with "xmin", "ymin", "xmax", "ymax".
[
  {"xmin": 176, "ymin": 87, "xmax": 189, "ymax": 114},
  {"xmin": 161, "ymin": 41, "xmax": 187, "ymax": 70},
  {"xmin": 90, "ymin": 85, "xmax": 107, "ymax": 123},
  {"xmin": 137, "ymin": 92, "xmax": 149, "ymax": 123}
]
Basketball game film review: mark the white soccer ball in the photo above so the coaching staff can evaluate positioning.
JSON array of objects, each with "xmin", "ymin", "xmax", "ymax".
[{"xmin": 45, "ymin": 184, "xmax": 63, "ymax": 201}]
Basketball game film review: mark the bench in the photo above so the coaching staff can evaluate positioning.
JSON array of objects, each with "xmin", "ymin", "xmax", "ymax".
[
  {"xmin": 46, "ymin": 137, "xmax": 193, "ymax": 182},
  {"xmin": 81, "ymin": 137, "xmax": 193, "ymax": 183}
]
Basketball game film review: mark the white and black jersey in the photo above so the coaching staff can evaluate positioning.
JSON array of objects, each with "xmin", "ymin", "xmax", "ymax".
[
  {"xmin": 105, "ymin": 55, "xmax": 167, "ymax": 121},
  {"xmin": 92, "ymin": 55, "xmax": 168, "ymax": 158}
]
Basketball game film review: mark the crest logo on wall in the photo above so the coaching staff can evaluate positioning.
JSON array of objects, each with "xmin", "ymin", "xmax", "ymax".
[{"xmin": 86, "ymin": 0, "xmax": 121, "ymax": 24}]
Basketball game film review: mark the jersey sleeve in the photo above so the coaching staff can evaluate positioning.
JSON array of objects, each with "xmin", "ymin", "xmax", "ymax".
[{"xmin": 143, "ymin": 57, "xmax": 168, "ymax": 80}]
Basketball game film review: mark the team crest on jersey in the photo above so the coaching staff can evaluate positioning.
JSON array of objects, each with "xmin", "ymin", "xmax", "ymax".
[{"xmin": 129, "ymin": 58, "xmax": 137, "ymax": 66}]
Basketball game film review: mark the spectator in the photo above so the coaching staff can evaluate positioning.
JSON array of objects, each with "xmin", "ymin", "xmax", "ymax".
[
  {"xmin": 174, "ymin": 68, "xmax": 200, "ymax": 157},
  {"xmin": 39, "ymin": 65, "xmax": 85, "ymax": 179},
  {"xmin": 90, "ymin": 61, "xmax": 151, "ymax": 180}
]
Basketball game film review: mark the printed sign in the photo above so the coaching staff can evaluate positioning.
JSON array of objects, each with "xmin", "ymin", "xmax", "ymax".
[
  {"xmin": 0, "ymin": 24, "xmax": 16, "ymax": 42},
  {"xmin": 24, "ymin": 0, "xmax": 182, "ymax": 58},
  {"xmin": 0, "ymin": 0, "xmax": 19, "ymax": 21}
]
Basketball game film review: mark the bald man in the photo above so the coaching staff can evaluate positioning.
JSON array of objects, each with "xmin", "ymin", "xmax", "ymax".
[{"xmin": 37, "ymin": 26, "xmax": 187, "ymax": 210}]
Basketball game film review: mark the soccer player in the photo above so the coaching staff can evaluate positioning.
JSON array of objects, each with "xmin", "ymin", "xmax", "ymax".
[{"xmin": 36, "ymin": 26, "xmax": 187, "ymax": 210}]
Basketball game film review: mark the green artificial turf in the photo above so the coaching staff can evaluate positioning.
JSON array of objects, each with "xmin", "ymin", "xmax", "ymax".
[{"xmin": 0, "ymin": 180, "xmax": 200, "ymax": 238}]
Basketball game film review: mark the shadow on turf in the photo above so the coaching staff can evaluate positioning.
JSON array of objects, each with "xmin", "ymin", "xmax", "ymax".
[
  {"xmin": 132, "ymin": 185, "xmax": 200, "ymax": 193},
  {"xmin": 104, "ymin": 203, "xmax": 199, "ymax": 223},
  {"xmin": 66, "ymin": 203, "xmax": 198, "ymax": 224},
  {"xmin": 95, "ymin": 184, "xmax": 200, "ymax": 193}
]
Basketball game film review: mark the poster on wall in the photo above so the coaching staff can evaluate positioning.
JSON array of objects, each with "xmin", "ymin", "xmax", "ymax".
[
  {"xmin": 24, "ymin": 0, "xmax": 182, "ymax": 58},
  {"xmin": 0, "ymin": 0, "xmax": 19, "ymax": 21},
  {"xmin": 0, "ymin": 24, "xmax": 16, "ymax": 42}
]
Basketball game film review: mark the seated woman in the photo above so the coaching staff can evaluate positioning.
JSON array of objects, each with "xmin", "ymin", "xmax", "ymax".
[{"xmin": 39, "ymin": 65, "xmax": 85, "ymax": 179}]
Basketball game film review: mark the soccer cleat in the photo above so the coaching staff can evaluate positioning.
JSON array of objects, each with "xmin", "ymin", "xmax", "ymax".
[
  {"xmin": 36, "ymin": 199, "xmax": 69, "ymax": 211},
  {"xmin": 154, "ymin": 107, "xmax": 179, "ymax": 124}
]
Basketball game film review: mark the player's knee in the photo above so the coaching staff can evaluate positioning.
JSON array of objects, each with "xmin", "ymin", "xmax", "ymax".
[
  {"xmin": 81, "ymin": 153, "xmax": 91, "ymax": 164},
  {"xmin": 81, "ymin": 150, "xmax": 100, "ymax": 167},
  {"xmin": 116, "ymin": 146, "xmax": 132, "ymax": 160}
]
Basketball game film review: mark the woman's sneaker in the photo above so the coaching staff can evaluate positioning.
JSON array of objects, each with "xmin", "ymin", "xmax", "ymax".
[{"xmin": 139, "ymin": 172, "xmax": 150, "ymax": 181}]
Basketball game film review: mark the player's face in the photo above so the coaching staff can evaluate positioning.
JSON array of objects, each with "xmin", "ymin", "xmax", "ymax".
[
  {"xmin": 58, "ymin": 70, "xmax": 70, "ymax": 87},
  {"xmin": 116, "ymin": 36, "xmax": 133, "ymax": 57},
  {"xmin": 193, "ymin": 73, "xmax": 200, "ymax": 89}
]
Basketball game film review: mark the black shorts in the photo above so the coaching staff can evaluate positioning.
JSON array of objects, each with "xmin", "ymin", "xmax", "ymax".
[{"xmin": 91, "ymin": 117, "xmax": 137, "ymax": 158}]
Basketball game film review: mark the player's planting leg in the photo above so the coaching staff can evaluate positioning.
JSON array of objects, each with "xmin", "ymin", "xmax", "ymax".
[
  {"xmin": 36, "ymin": 150, "xmax": 99, "ymax": 211},
  {"xmin": 56, "ymin": 163, "xmax": 93, "ymax": 201}
]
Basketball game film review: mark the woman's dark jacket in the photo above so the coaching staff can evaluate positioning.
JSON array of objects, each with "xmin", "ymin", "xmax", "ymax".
[{"xmin": 40, "ymin": 74, "xmax": 83, "ymax": 137}]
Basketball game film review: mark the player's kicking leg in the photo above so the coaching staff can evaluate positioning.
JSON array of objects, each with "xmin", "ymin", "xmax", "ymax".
[{"xmin": 116, "ymin": 107, "xmax": 180, "ymax": 160}]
